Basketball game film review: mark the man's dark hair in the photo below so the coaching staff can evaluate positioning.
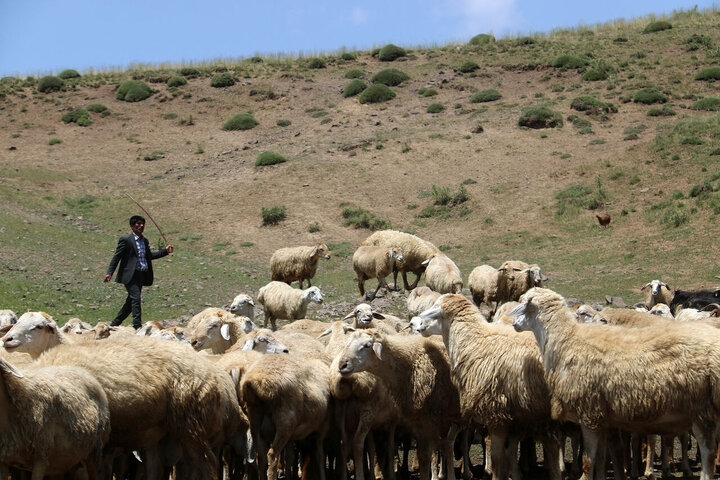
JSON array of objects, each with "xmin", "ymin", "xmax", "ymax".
[{"xmin": 129, "ymin": 215, "xmax": 146, "ymax": 226}]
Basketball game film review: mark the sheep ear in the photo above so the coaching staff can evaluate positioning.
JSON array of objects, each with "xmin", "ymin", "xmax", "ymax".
[
  {"xmin": 0, "ymin": 359, "xmax": 23, "ymax": 378},
  {"xmin": 310, "ymin": 248, "xmax": 318, "ymax": 258},
  {"xmin": 342, "ymin": 312, "xmax": 355, "ymax": 321},
  {"xmin": 317, "ymin": 328, "xmax": 332, "ymax": 339},
  {"xmin": 372, "ymin": 341, "xmax": 382, "ymax": 360},
  {"xmin": 242, "ymin": 338, "xmax": 255, "ymax": 351},
  {"xmin": 372, "ymin": 312, "xmax": 386, "ymax": 320},
  {"xmin": 220, "ymin": 324, "xmax": 231, "ymax": 340},
  {"xmin": 641, "ymin": 283, "xmax": 651, "ymax": 291},
  {"xmin": 421, "ymin": 258, "xmax": 431, "ymax": 266},
  {"xmin": 230, "ymin": 368, "xmax": 240, "ymax": 386},
  {"xmin": 343, "ymin": 326, "xmax": 356, "ymax": 334}
]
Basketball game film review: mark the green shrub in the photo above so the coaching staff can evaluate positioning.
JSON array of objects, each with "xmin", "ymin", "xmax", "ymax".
[
  {"xmin": 248, "ymin": 56, "xmax": 263, "ymax": 63},
  {"xmin": 659, "ymin": 208, "xmax": 689, "ymax": 228},
  {"xmin": 167, "ymin": 76, "xmax": 187, "ymax": 87},
  {"xmin": 179, "ymin": 67, "xmax": 200, "ymax": 77},
  {"xmin": 470, "ymin": 89, "xmax": 501, "ymax": 103},
  {"xmin": 222, "ymin": 113, "xmax": 258, "ymax": 130},
  {"xmin": 57, "ymin": 69, "xmax": 80, "ymax": 80},
  {"xmin": 210, "ymin": 73, "xmax": 235, "ymax": 88},
  {"xmin": 515, "ymin": 37, "xmax": 536, "ymax": 46},
  {"xmin": 116, "ymin": 80, "xmax": 152, "ymax": 102},
  {"xmin": 582, "ymin": 69, "xmax": 608, "ymax": 81},
  {"xmin": 681, "ymin": 136, "xmax": 704, "ymax": 145},
  {"xmin": 86, "ymin": 103, "xmax": 108, "ymax": 113},
  {"xmin": 307, "ymin": 58, "xmax": 326, "ymax": 69},
  {"xmin": 343, "ymin": 79, "xmax": 367, "ymax": 98},
  {"xmin": 686, "ymin": 33, "xmax": 713, "ymax": 51},
  {"xmin": 427, "ymin": 103, "xmax": 444, "ymax": 113},
  {"xmin": 551, "ymin": 55, "xmax": 588, "ymax": 69},
  {"xmin": 459, "ymin": 61, "xmax": 480, "ymax": 73},
  {"xmin": 358, "ymin": 84, "xmax": 395, "ymax": 104},
  {"xmin": 261, "ymin": 206, "xmax": 287, "ymax": 225},
  {"xmin": 276, "ymin": 119, "xmax": 291, "ymax": 127},
  {"xmin": 694, "ymin": 67, "xmax": 720, "ymax": 81},
  {"xmin": 48, "ymin": 138, "xmax": 62, "ymax": 145},
  {"xmin": 345, "ymin": 69, "xmax": 364, "ymax": 79},
  {"xmin": 432, "ymin": 184, "xmax": 469, "ymax": 206},
  {"xmin": 341, "ymin": 52, "xmax": 356, "ymax": 61},
  {"xmin": 555, "ymin": 180, "xmax": 606, "ymax": 215},
  {"xmin": 342, "ymin": 206, "xmax": 391, "ymax": 230},
  {"xmin": 371, "ymin": 68, "xmax": 409, "ymax": 86},
  {"xmin": 633, "ymin": 88, "xmax": 667, "ymax": 105},
  {"xmin": 690, "ymin": 97, "xmax": 720, "ymax": 111},
  {"xmin": 61, "ymin": 108, "xmax": 91, "ymax": 126},
  {"xmin": 643, "ymin": 21, "xmax": 672, "ymax": 33},
  {"xmin": 518, "ymin": 106, "xmax": 563, "ymax": 129},
  {"xmin": 647, "ymin": 105, "xmax": 676, "ymax": 116},
  {"xmin": 570, "ymin": 96, "xmax": 617, "ymax": 114},
  {"xmin": 378, "ymin": 44, "xmax": 406, "ymax": 62},
  {"xmin": 37, "ymin": 75, "xmax": 63, "ymax": 93},
  {"xmin": 469, "ymin": 33, "xmax": 494, "ymax": 45},
  {"xmin": 418, "ymin": 88, "xmax": 438, "ymax": 97},
  {"xmin": 255, "ymin": 151, "xmax": 287, "ymax": 166}
]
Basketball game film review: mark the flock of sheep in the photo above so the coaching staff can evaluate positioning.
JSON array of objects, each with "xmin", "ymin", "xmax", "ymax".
[{"xmin": 1, "ymin": 228, "xmax": 720, "ymax": 480}]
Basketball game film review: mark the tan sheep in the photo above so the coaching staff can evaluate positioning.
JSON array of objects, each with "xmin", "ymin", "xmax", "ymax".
[
  {"xmin": 229, "ymin": 293, "xmax": 256, "ymax": 320},
  {"xmin": 510, "ymin": 287, "xmax": 720, "ymax": 480},
  {"xmin": 279, "ymin": 318, "xmax": 332, "ymax": 339},
  {"xmin": 467, "ymin": 264, "xmax": 501, "ymax": 309},
  {"xmin": 189, "ymin": 310, "xmax": 251, "ymax": 354},
  {"xmin": 406, "ymin": 286, "xmax": 442, "ymax": 320},
  {"xmin": 641, "ymin": 279, "xmax": 674, "ymax": 309},
  {"xmin": 413, "ymin": 294, "xmax": 561, "ymax": 480},
  {"xmin": 352, "ymin": 245, "xmax": 404, "ymax": 299},
  {"xmin": 341, "ymin": 303, "xmax": 406, "ymax": 334},
  {"xmin": 0, "ymin": 310, "xmax": 16, "ymax": 327},
  {"xmin": 336, "ymin": 329, "xmax": 462, "ymax": 480},
  {"xmin": 361, "ymin": 230, "xmax": 440, "ymax": 291},
  {"xmin": 0, "ymin": 358, "xmax": 110, "ymax": 479},
  {"xmin": 499, "ymin": 260, "xmax": 547, "ymax": 302},
  {"xmin": 59, "ymin": 317, "xmax": 93, "ymax": 335},
  {"xmin": 256, "ymin": 281, "xmax": 324, "ymax": 330},
  {"xmin": 270, "ymin": 243, "xmax": 331, "ymax": 288},
  {"xmin": 422, "ymin": 253, "xmax": 463, "ymax": 294}
]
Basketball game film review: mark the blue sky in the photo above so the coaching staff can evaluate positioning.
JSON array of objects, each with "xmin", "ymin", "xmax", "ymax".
[{"xmin": 0, "ymin": 1, "xmax": 717, "ymax": 77}]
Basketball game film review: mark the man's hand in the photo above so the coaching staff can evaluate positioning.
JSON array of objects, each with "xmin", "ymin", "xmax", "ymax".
[
  {"xmin": 104, "ymin": 274, "xmax": 111, "ymax": 283},
  {"xmin": 166, "ymin": 245, "xmax": 174, "ymax": 254}
]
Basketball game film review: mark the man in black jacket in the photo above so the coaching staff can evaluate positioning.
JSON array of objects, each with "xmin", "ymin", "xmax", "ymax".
[{"xmin": 104, "ymin": 215, "xmax": 173, "ymax": 329}]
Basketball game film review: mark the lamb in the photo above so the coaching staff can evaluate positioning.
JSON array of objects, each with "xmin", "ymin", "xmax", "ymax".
[
  {"xmin": 361, "ymin": 230, "xmax": 440, "ymax": 291},
  {"xmin": 190, "ymin": 311, "xmax": 252, "ymax": 354},
  {"xmin": 228, "ymin": 293, "xmax": 256, "ymax": 320},
  {"xmin": 240, "ymin": 351, "xmax": 332, "ymax": 480},
  {"xmin": 413, "ymin": 294, "xmax": 561, "ymax": 480},
  {"xmin": 0, "ymin": 310, "xmax": 17, "ymax": 327},
  {"xmin": 256, "ymin": 281, "xmax": 323, "ymax": 330},
  {"xmin": 238, "ymin": 328, "xmax": 290, "ymax": 354},
  {"xmin": 341, "ymin": 303, "xmax": 406, "ymax": 334},
  {"xmin": 510, "ymin": 287, "xmax": 720, "ymax": 480},
  {"xmin": 270, "ymin": 243, "xmax": 331, "ymax": 288},
  {"xmin": 422, "ymin": 253, "xmax": 463, "ymax": 294},
  {"xmin": 59, "ymin": 317, "xmax": 93, "ymax": 335},
  {"xmin": 641, "ymin": 279, "xmax": 674, "ymax": 309},
  {"xmin": 406, "ymin": 286, "xmax": 441, "ymax": 319},
  {"xmin": 352, "ymin": 245, "xmax": 404, "ymax": 299},
  {"xmin": 336, "ymin": 329, "xmax": 463, "ymax": 480},
  {"xmin": 4, "ymin": 317, "xmax": 244, "ymax": 479},
  {"xmin": 241, "ymin": 328, "xmax": 329, "ymax": 361},
  {"xmin": 0, "ymin": 358, "xmax": 110, "ymax": 479}
]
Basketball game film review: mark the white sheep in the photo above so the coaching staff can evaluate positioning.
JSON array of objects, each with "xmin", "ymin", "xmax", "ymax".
[
  {"xmin": 190, "ymin": 311, "xmax": 252, "ymax": 354},
  {"xmin": 352, "ymin": 245, "xmax": 404, "ymax": 299},
  {"xmin": 239, "ymin": 328, "xmax": 290, "ymax": 354},
  {"xmin": 229, "ymin": 293, "xmax": 256, "ymax": 320},
  {"xmin": 413, "ymin": 293, "xmax": 561, "ymax": 480},
  {"xmin": 467, "ymin": 264, "xmax": 501, "ymax": 310},
  {"xmin": 510, "ymin": 287, "xmax": 720, "ymax": 480},
  {"xmin": 641, "ymin": 279, "xmax": 674, "ymax": 309},
  {"xmin": 135, "ymin": 320, "xmax": 165, "ymax": 336},
  {"xmin": 406, "ymin": 286, "xmax": 441, "ymax": 320},
  {"xmin": 336, "ymin": 329, "xmax": 462, "ymax": 480},
  {"xmin": 422, "ymin": 253, "xmax": 463, "ymax": 294},
  {"xmin": 0, "ymin": 310, "xmax": 17, "ymax": 327},
  {"xmin": 270, "ymin": 243, "xmax": 331, "ymax": 288},
  {"xmin": 0, "ymin": 358, "xmax": 110, "ymax": 478},
  {"xmin": 59, "ymin": 317, "xmax": 93, "ymax": 335},
  {"xmin": 256, "ymin": 281, "xmax": 323, "ymax": 330},
  {"xmin": 279, "ymin": 318, "xmax": 332, "ymax": 340},
  {"xmin": 361, "ymin": 230, "xmax": 440, "ymax": 291}
]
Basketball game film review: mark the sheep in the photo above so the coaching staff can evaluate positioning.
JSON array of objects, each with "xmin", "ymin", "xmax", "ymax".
[
  {"xmin": 135, "ymin": 320, "xmax": 165, "ymax": 336},
  {"xmin": 406, "ymin": 286, "xmax": 441, "ymax": 319},
  {"xmin": 279, "ymin": 318, "xmax": 332, "ymax": 340},
  {"xmin": 510, "ymin": 287, "xmax": 720, "ymax": 480},
  {"xmin": 238, "ymin": 328, "xmax": 290, "ymax": 354},
  {"xmin": 150, "ymin": 326, "xmax": 189, "ymax": 343},
  {"xmin": 492, "ymin": 301, "xmax": 520, "ymax": 325},
  {"xmin": 468, "ymin": 264, "xmax": 501, "ymax": 309},
  {"xmin": 2, "ymin": 312, "xmax": 78, "ymax": 353},
  {"xmin": 413, "ymin": 294, "xmax": 561, "ymax": 480},
  {"xmin": 352, "ymin": 246, "xmax": 404, "ymax": 299},
  {"xmin": 0, "ymin": 358, "xmax": 110, "ymax": 479},
  {"xmin": 421, "ymin": 253, "xmax": 463, "ymax": 294},
  {"xmin": 361, "ymin": 230, "xmax": 440, "ymax": 291},
  {"xmin": 189, "ymin": 310, "xmax": 252, "ymax": 354},
  {"xmin": 641, "ymin": 279, "xmax": 674, "ymax": 309},
  {"xmin": 240, "ymin": 351, "xmax": 332, "ymax": 480},
  {"xmin": 228, "ymin": 293, "xmax": 256, "ymax": 320},
  {"xmin": 341, "ymin": 303, "xmax": 406, "ymax": 334},
  {"xmin": 59, "ymin": 317, "xmax": 93, "ymax": 335},
  {"xmin": 256, "ymin": 281, "xmax": 323, "ymax": 330},
  {"xmin": 670, "ymin": 287, "xmax": 720, "ymax": 312},
  {"xmin": 499, "ymin": 260, "xmax": 547, "ymax": 302},
  {"xmin": 4, "ymin": 317, "xmax": 243, "ymax": 479},
  {"xmin": 336, "ymin": 329, "xmax": 463, "ymax": 480},
  {"xmin": 241, "ymin": 328, "xmax": 329, "ymax": 361},
  {"xmin": 270, "ymin": 243, "xmax": 331, "ymax": 288},
  {"xmin": 0, "ymin": 310, "xmax": 17, "ymax": 327}
]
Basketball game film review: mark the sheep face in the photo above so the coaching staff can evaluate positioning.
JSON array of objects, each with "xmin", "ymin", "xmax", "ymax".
[
  {"xmin": 241, "ymin": 330, "xmax": 289, "ymax": 354},
  {"xmin": 304, "ymin": 286, "xmax": 324, "ymax": 304},
  {"xmin": 312, "ymin": 243, "xmax": 332, "ymax": 260},
  {"xmin": 509, "ymin": 288, "xmax": 565, "ymax": 336},
  {"xmin": 642, "ymin": 279, "xmax": 667, "ymax": 297},
  {"xmin": 239, "ymin": 317, "xmax": 257, "ymax": 334},
  {"xmin": 344, "ymin": 303, "xmax": 374, "ymax": 327},
  {"xmin": 190, "ymin": 318, "xmax": 230, "ymax": 351},
  {"xmin": 526, "ymin": 266, "xmax": 547, "ymax": 286},
  {"xmin": 1, "ymin": 312, "xmax": 58, "ymax": 352},
  {"xmin": 229, "ymin": 294, "xmax": 254, "ymax": 315},
  {"xmin": 337, "ymin": 331, "xmax": 381, "ymax": 375},
  {"xmin": 648, "ymin": 303, "xmax": 672, "ymax": 318},
  {"xmin": 391, "ymin": 248, "xmax": 404, "ymax": 266}
]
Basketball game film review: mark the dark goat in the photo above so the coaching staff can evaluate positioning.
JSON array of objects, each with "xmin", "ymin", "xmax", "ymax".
[{"xmin": 669, "ymin": 288, "xmax": 720, "ymax": 312}]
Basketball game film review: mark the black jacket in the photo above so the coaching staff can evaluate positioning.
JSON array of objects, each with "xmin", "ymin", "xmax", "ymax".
[{"xmin": 107, "ymin": 234, "xmax": 169, "ymax": 286}]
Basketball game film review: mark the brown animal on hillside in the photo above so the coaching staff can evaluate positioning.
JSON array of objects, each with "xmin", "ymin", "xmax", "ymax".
[{"xmin": 596, "ymin": 215, "xmax": 611, "ymax": 227}]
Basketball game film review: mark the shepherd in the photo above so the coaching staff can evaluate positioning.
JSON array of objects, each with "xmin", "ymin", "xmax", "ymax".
[{"xmin": 104, "ymin": 214, "xmax": 173, "ymax": 329}]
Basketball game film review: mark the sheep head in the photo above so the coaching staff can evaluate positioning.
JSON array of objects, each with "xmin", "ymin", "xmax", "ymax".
[
  {"xmin": 241, "ymin": 329, "xmax": 289, "ymax": 354},
  {"xmin": 509, "ymin": 287, "xmax": 566, "ymax": 335},
  {"xmin": 337, "ymin": 330, "xmax": 383, "ymax": 375},
  {"xmin": 302, "ymin": 286, "xmax": 324, "ymax": 304},
  {"xmin": 311, "ymin": 243, "xmax": 332, "ymax": 260},
  {"xmin": 229, "ymin": 294, "xmax": 255, "ymax": 317},
  {"xmin": 1, "ymin": 312, "xmax": 60, "ymax": 357},
  {"xmin": 190, "ymin": 317, "xmax": 231, "ymax": 352},
  {"xmin": 390, "ymin": 248, "xmax": 404, "ymax": 266}
]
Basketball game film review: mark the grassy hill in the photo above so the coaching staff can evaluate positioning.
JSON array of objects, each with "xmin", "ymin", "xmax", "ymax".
[{"xmin": 2, "ymin": 8, "xmax": 720, "ymax": 325}]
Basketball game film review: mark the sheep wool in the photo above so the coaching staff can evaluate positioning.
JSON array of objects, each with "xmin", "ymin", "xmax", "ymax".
[
  {"xmin": 423, "ymin": 254, "xmax": 463, "ymax": 294},
  {"xmin": 270, "ymin": 243, "xmax": 331, "ymax": 288},
  {"xmin": 257, "ymin": 281, "xmax": 323, "ymax": 330}
]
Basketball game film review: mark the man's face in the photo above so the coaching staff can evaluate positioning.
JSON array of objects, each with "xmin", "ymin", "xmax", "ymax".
[{"xmin": 131, "ymin": 221, "xmax": 145, "ymax": 237}]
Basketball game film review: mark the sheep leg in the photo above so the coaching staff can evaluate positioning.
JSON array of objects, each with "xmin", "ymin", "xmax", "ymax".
[
  {"xmin": 483, "ymin": 434, "xmax": 493, "ymax": 477},
  {"xmin": 489, "ymin": 430, "xmax": 508, "ymax": 480},
  {"xmin": 378, "ymin": 426, "xmax": 397, "ymax": 480},
  {"xmin": 352, "ymin": 417, "xmax": 374, "ymax": 480},
  {"xmin": 690, "ymin": 424, "xmax": 717, "ymax": 480},
  {"xmin": 541, "ymin": 435, "xmax": 562, "ymax": 480},
  {"xmin": 606, "ymin": 430, "xmax": 627, "ymax": 480},
  {"xmin": 457, "ymin": 428, "xmax": 473, "ymax": 480},
  {"xmin": 579, "ymin": 426, "xmax": 604, "ymax": 480},
  {"xmin": 660, "ymin": 435, "xmax": 671, "ymax": 478},
  {"xmin": 441, "ymin": 424, "xmax": 460, "ymax": 480},
  {"xmin": 678, "ymin": 432, "xmax": 690, "ymax": 479},
  {"xmin": 358, "ymin": 276, "xmax": 366, "ymax": 298},
  {"xmin": 506, "ymin": 432, "xmax": 523, "ymax": 480},
  {"xmin": 401, "ymin": 271, "xmax": 412, "ymax": 292},
  {"xmin": 416, "ymin": 439, "xmax": 432, "ymax": 480},
  {"xmin": 30, "ymin": 461, "xmax": 47, "ymax": 480},
  {"xmin": 313, "ymin": 435, "xmax": 327, "ymax": 480}
]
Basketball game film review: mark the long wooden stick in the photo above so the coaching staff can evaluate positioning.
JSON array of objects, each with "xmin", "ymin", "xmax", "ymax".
[{"xmin": 124, "ymin": 192, "xmax": 169, "ymax": 245}]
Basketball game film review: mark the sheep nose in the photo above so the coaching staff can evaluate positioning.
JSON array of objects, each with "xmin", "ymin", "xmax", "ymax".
[{"xmin": 338, "ymin": 361, "xmax": 349, "ymax": 373}]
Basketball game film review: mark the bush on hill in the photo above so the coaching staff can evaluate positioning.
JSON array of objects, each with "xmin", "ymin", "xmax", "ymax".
[
  {"xmin": 633, "ymin": 88, "xmax": 667, "ymax": 104},
  {"xmin": 57, "ymin": 69, "xmax": 80, "ymax": 80},
  {"xmin": 643, "ymin": 21, "xmax": 672, "ymax": 33},
  {"xmin": 179, "ymin": 67, "xmax": 200, "ymax": 77},
  {"xmin": 61, "ymin": 108, "xmax": 91, "ymax": 126},
  {"xmin": 210, "ymin": 73, "xmax": 236, "ymax": 88},
  {"xmin": 343, "ymin": 79, "xmax": 367, "ymax": 98},
  {"xmin": 86, "ymin": 103, "xmax": 108, "ymax": 113},
  {"xmin": 358, "ymin": 84, "xmax": 395, "ymax": 104},
  {"xmin": 694, "ymin": 67, "xmax": 720, "ymax": 81},
  {"xmin": 518, "ymin": 106, "xmax": 563, "ymax": 129},
  {"xmin": 470, "ymin": 89, "xmax": 502, "ymax": 103},
  {"xmin": 691, "ymin": 97, "xmax": 720, "ymax": 111},
  {"xmin": 167, "ymin": 76, "xmax": 187, "ymax": 87},
  {"xmin": 37, "ymin": 76, "xmax": 63, "ymax": 93},
  {"xmin": 261, "ymin": 206, "xmax": 287, "ymax": 226},
  {"xmin": 116, "ymin": 81, "xmax": 152, "ymax": 102},
  {"xmin": 570, "ymin": 96, "xmax": 617, "ymax": 114},
  {"xmin": 307, "ymin": 58, "xmax": 326, "ymax": 69},
  {"xmin": 371, "ymin": 68, "xmax": 409, "ymax": 86},
  {"xmin": 255, "ymin": 152, "xmax": 287, "ymax": 166},
  {"xmin": 340, "ymin": 52, "xmax": 356, "ymax": 61},
  {"xmin": 459, "ymin": 61, "xmax": 480, "ymax": 73},
  {"xmin": 378, "ymin": 44, "xmax": 407, "ymax": 62},
  {"xmin": 427, "ymin": 103, "xmax": 444, "ymax": 113},
  {"xmin": 582, "ymin": 69, "xmax": 608, "ymax": 81},
  {"xmin": 222, "ymin": 113, "xmax": 258, "ymax": 130},
  {"xmin": 345, "ymin": 69, "xmax": 364, "ymax": 79},
  {"xmin": 469, "ymin": 33, "xmax": 494, "ymax": 45},
  {"xmin": 551, "ymin": 55, "xmax": 588, "ymax": 69}
]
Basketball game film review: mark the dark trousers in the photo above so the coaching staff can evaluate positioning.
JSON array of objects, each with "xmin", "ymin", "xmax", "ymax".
[{"xmin": 111, "ymin": 270, "xmax": 146, "ymax": 329}]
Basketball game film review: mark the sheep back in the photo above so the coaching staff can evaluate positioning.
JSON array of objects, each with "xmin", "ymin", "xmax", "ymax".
[
  {"xmin": 270, "ymin": 243, "xmax": 330, "ymax": 285},
  {"xmin": 361, "ymin": 230, "xmax": 439, "ymax": 276},
  {"xmin": 468, "ymin": 265, "xmax": 500, "ymax": 306},
  {"xmin": 424, "ymin": 254, "xmax": 463, "ymax": 294}
]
